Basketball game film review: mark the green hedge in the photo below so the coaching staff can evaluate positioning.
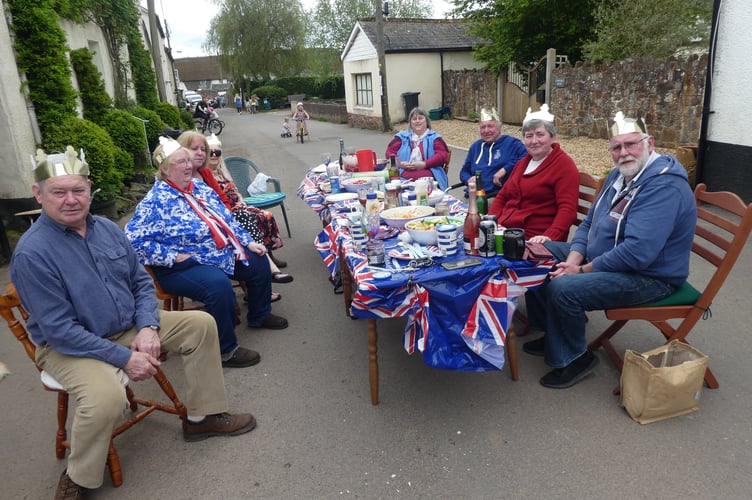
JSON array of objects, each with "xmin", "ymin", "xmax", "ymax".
[
  {"xmin": 132, "ymin": 106, "xmax": 166, "ymax": 151},
  {"xmin": 153, "ymin": 102, "xmax": 183, "ymax": 130},
  {"xmin": 43, "ymin": 118, "xmax": 124, "ymax": 202},
  {"xmin": 70, "ymin": 47, "xmax": 113, "ymax": 125}
]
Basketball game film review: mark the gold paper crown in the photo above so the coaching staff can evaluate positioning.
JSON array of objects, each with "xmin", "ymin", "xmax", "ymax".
[
  {"xmin": 32, "ymin": 146, "xmax": 89, "ymax": 182},
  {"xmin": 207, "ymin": 133, "xmax": 221, "ymax": 148},
  {"xmin": 479, "ymin": 107, "xmax": 500, "ymax": 122},
  {"xmin": 153, "ymin": 136, "xmax": 183, "ymax": 165},
  {"xmin": 609, "ymin": 111, "xmax": 647, "ymax": 137},
  {"xmin": 523, "ymin": 104, "xmax": 555, "ymax": 124}
]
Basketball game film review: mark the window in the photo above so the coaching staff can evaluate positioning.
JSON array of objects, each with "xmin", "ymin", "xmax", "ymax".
[{"xmin": 355, "ymin": 73, "xmax": 373, "ymax": 107}]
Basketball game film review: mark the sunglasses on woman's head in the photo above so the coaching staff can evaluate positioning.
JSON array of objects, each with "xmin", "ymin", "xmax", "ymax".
[{"xmin": 210, "ymin": 149, "xmax": 222, "ymax": 157}]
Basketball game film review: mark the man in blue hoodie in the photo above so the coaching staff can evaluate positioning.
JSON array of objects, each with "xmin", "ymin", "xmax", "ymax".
[
  {"xmin": 459, "ymin": 107, "xmax": 527, "ymax": 198},
  {"xmin": 522, "ymin": 111, "xmax": 697, "ymax": 389}
]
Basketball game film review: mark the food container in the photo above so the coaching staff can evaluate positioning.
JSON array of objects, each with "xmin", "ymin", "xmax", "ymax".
[
  {"xmin": 380, "ymin": 205, "xmax": 435, "ymax": 229},
  {"xmin": 404, "ymin": 215, "xmax": 465, "ymax": 245}
]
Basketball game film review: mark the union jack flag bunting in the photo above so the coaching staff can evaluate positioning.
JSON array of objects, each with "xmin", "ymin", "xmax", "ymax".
[
  {"xmin": 504, "ymin": 258, "xmax": 557, "ymax": 289},
  {"xmin": 460, "ymin": 272, "xmax": 526, "ymax": 369},
  {"xmin": 403, "ymin": 283, "xmax": 430, "ymax": 354}
]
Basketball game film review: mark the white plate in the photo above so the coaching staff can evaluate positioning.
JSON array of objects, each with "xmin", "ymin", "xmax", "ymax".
[
  {"xmin": 312, "ymin": 164, "xmax": 327, "ymax": 173},
  {"xmin": 325, "ymin": 192, "xmax": 358, "ymax": 203}
]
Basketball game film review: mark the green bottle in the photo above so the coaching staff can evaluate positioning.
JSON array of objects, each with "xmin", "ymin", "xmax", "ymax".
[{"xmin": 475, "ymin": 171, "xmax": 488, "ymax": 215}]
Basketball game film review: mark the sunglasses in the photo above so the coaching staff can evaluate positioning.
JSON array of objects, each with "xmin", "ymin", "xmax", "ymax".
[{"xmin": 210, "ymin": 149, "xmax": 222, "ymax": 157}]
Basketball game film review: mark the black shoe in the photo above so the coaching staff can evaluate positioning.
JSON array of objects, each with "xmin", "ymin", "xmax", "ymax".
[
  {"xmin": 248, "ymin": 313, "xmax": 289, "ymax": 330},
  {"xmin": 55, "ymin": 470, "xmax": 88, "ymax": 499},
  {"xmin": 540, "ymin": 351, "xmax": 599, "ymax": 389},
  {"xmin": 221, "ymin": 347, "xmax": 261, "ymax": 368},
  {"xmin": 522, "ymin": 336, "xmax": 545, "ymax": 357}
]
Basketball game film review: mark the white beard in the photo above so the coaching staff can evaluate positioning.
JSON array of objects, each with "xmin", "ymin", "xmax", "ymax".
[{"xmin": 617, "ymin": 145, "xmax": 650, "ymax": 180}]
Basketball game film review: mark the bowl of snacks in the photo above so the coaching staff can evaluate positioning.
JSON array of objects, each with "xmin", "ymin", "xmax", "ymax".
[
  {"xmin": 342, "ymin": 177, "xmax": 376, "ymax": 193},
  {"xmin": 405, "ymin": 215, "xmax": 465, "ymax": 245},
  {"xmin": 380, "ymin": 205, "xmax": 435, "ymax": 229}
]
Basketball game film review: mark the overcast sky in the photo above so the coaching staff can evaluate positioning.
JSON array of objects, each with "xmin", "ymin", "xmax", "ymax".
[{"xmin": 142, "ymin": 0, "xmax": 454, "ymax": 58}]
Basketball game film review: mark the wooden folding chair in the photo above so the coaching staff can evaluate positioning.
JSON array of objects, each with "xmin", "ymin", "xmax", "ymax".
[
  {"xmin": 575, "ymin": 171, "xmax": 606, "ymax": 227},
  {"xmin": 588, "ymin": 183, "xmax": 752, "ymax": 388},
  {"xmin": 0, "ymin": 283, "xmax": 187, "ymax": 487}
]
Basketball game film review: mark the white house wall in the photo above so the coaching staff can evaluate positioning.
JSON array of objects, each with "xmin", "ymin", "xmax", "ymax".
[
  {"xmin": 441, "ymin": 51, "xmax": 483, "ymax": 72},
  {"xmin": 386, "ymin": 53, "xmax": 443, "ymax": 122},
  {"xmin": 0, "ymin": 1, "xmax": 36, "ymax": 200},
  {"xmin": 59, "ymin": 18, "xmax": 119, "ymax": 101},
  {"xmin": 343, "ymin": 58, "xmax": 382, "ymax": 118},
  {"xmin": 706, "ymin": 0, "xmax": 751, "ymax": 148}
]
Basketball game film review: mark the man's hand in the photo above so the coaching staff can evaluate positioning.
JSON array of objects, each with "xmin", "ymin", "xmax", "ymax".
[
  {"xmin": 124, "ymin": 351, "xmax": 160, "ymax": 382},
  {"xmin": 492, "ymin": 169, "xmax": 507, "ymax": 187},
  {"xmin": 131, "ymin": 327, "xmax": 162, "ymax": 359}
]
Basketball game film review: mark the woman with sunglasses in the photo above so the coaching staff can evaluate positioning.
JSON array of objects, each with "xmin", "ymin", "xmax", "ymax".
[{"xmin": 177, "ymin": 132, "xmax": 292, "ymax": 292}]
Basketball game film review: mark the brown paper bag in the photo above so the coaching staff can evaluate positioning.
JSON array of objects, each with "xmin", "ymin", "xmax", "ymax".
[{"xmin": 619, "ymin": 340, "xmax": 708, "ymax": 424}]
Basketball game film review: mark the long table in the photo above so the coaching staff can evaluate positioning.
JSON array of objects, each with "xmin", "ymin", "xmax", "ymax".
[{"xmin": 298, "ymin": 169, "xmax": 553, "ymax": 404}]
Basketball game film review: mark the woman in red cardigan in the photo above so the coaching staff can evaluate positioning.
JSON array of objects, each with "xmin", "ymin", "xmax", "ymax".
[{"xmin": 488, "ymin": 105, "xmax": 579, "ymax": 243}]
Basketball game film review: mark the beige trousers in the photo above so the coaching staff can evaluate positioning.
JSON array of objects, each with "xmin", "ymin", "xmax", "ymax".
[{"xmin": 36, "ymin": 309, "xmax": 229, "ymax": 489}]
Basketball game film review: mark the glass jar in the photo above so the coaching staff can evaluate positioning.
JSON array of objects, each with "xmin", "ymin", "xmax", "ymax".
[{"xmin": 366, "ymin": 239, "xmax": 385, "ymax": 265}]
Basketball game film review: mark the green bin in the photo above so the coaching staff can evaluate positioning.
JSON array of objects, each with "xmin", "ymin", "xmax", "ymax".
[{"xmin": 429, "ymin": 108, "xmax": 442, "ymax": 120}]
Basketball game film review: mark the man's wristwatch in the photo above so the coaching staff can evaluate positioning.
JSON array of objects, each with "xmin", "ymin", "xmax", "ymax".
[{"xmin": 148, "ymin": 325, "xmax": 160, "ymax": 331}]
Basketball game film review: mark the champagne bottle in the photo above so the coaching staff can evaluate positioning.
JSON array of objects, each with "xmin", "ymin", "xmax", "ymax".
[
  {"xmin": 464, "ymin": 177, "xmax": 481, "ymax": 255},
  {"xmin": 475, "ymin": 171, "xmax": 488, "ymax": 215}
]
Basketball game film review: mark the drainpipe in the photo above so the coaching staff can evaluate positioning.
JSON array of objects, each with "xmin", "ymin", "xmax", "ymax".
[{"xmin": 696, "ymin": 0, "xmax": 722, "ymax": 185}]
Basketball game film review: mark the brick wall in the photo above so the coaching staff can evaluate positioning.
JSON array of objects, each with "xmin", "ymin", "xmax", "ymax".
[
  {"xmin": 305, "ymin": 101, "xmax": 348, "ymax": 124},
  {"xmin": 551, "ymin": 54, "xmax": 707, "ymax": 147}
]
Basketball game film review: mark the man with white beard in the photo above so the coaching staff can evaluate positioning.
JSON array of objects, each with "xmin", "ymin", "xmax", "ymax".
[{"xmin": 521, "ymin": 111, "xmax": 697, "ymax": 389}]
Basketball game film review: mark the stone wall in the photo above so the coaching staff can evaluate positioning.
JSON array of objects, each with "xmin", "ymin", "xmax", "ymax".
[
  {"xmin": 305, "ymin": 101, "xmax": 348, "ymax": 124},
  {"xmin": 347, "ymin": 113, "xmax": 382, "ymax": 130},
  {"xmin": 551, "ymin": 54, "xmax": 707, "ymax": 148},
  {"xmin": 442, "ymin": 69, "xmax": 497, "ymax": 118}
]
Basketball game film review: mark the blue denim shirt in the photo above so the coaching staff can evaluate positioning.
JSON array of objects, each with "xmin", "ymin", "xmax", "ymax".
[{"xmin": 10, "ymin": 213, "xmax": 160, "ymax": 368}]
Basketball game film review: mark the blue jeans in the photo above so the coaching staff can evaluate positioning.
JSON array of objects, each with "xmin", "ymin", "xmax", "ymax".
[
  {"xmin": 527, "ymin": 241, "xmax": 675, "ymax": 368},
  {"xmin": 153, "ymin": 253, "xmax": 271, "ymax": 355}
]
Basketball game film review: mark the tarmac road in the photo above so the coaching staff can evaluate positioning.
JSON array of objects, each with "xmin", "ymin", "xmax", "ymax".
[{"xmin": 1, "ymin": 106, "xmax": 751, "ymax": 499}]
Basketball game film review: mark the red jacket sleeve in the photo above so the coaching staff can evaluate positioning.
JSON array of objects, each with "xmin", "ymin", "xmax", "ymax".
[{"xmin": 199, "ymin": 169, "xmax": 233, "ymax": 210}]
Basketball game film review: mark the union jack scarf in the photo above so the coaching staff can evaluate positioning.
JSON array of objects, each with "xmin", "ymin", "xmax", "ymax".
[{"xmin": 167, "ymin": 179, "xmax": 248, "ymax": 261}]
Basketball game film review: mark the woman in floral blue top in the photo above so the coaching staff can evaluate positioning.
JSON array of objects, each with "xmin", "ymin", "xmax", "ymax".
[{"xmin": 125, "ymin": 137, "xmax": 289, "ymax": 369}]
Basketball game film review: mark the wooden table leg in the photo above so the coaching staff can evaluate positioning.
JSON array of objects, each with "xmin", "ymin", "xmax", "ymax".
[
  {"xmin": 507, "ymin": 323, "xmax": 519, "ymax": 381},
  {"xmin": 367, "ymin": 319, "xmax": 379, "ymax": 405}
]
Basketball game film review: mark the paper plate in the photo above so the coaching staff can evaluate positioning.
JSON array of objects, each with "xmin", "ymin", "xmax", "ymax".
[
  {"xmin": 325, "ymin": 192, "xmax": 358, "ymax": 203},
  {"xmin": 311, "ymin": 164, "xmax": 327, "ymax": 173}
]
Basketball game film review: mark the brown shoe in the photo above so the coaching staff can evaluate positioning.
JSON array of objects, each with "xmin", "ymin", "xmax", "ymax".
[
  {"xmin": 221, "ymin": 347, "xmax": 260, "ymax": 368},
  {"xmin": 182, "ymin": 412, "xmax": 256, "ymax": 442},
  {"xmin": 55, "ymin": 471, "xmax": 87, "ymax": 500}
]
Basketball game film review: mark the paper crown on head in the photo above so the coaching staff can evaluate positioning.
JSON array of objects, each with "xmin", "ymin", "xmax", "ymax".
[
  {"xmin": 32, "ymin": 146, "xmax": 89, "ymax": 182},
  {"xmin": 207, "ymin": 133, "xmax": 221, "ymax": 148},
  {"xmin": 523, "ymin": 104, "xmax": 555, "ymax": 125},
  {"xmin": 154, "ymin": 136, "xmax": 182, "ymax": 165},
  {"xmin": 609, "ymin": 111, "xmax": 647, "ymax": 137},
  {"xmin": 479, "ymin": 107, "xmax": 500, "ymax": 122}
]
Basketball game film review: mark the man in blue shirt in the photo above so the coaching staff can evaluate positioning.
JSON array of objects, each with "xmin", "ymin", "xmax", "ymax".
[
  {"xmin": 459, "ymin": 107, "xmax": 527, "ymax": 198},
  {"xmin": 11, "ymin": 147, "xmax": 256, "ymax": 499},
  {"xmin": 523, "ymin": 112, "xmax": 697, "ymax": 389}
]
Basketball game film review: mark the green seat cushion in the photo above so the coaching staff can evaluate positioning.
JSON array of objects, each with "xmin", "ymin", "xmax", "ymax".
[
  {"xmin": 635, "ymin": 281, "xmax": 701, "ymax": 307},
  {"xmin": 244, "ymin": 192, "xmax": 286, "ymax": 208}
]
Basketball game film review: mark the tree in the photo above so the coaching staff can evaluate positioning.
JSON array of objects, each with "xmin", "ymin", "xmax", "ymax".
[
  {"xmin": 451, "ymin": 0, "xmax": 598, "ymax": 73},
  {"xmin": 206, "ymin": 0, "xmax": 306, "ymax": 82},
  {"xmin": 583, "ymin": 0, "xmax": 713, "ymax": 61},
  {"xmin": 306, "ymin": 0, "xmax": 433, "ymax": 51}
]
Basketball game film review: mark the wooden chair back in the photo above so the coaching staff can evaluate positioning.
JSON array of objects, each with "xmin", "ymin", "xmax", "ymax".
[
  {"xmin": 588, "ymin": 183, "xmax": 752, "ymax": 389},
  {"xmin": 442, "ymin": 149, "xmax": 452, "ymax": 176},
  {"xmin": 0, "ymin": 282, "xmax": 186, "ymax": 487},
  {"xmin": 576, "ymin": 171, "xmax": 606, "ymax": 226}
]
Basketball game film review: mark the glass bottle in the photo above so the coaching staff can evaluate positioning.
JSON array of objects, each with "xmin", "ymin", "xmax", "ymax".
[
  {"xmin": 338, "ymin": 138, "xmax": 346, "ymax": 170},
  {"xmin": 464, "ymin": 176, "xmax": 481, "ymax": 255},
  {"xmin": 388, "ymin": 155, "xmax": 400, "ymax": 182},
  {"xmin": 475, "ymin": 171, "xmax": 488, "ymax": 215},
  {"xmin": 365, "ymin": 192, "xmax": 381, "ymax": 238}
]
